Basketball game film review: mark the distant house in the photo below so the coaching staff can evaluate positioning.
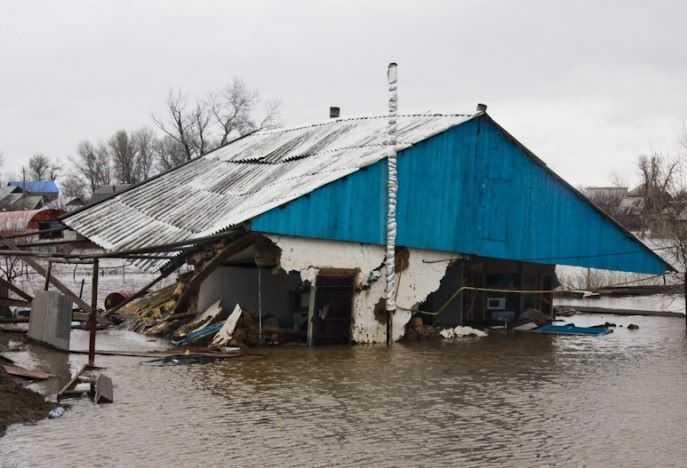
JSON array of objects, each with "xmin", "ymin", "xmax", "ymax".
[
  {"xmin": 0, "ymin": 186, "xmax": 44, "ymax": 211},
  {"xmin": 90, "ymin": 184, "xmax": 131, "ymax": 203},
  {"xmin": 8, "ymin": 180, "xmax": 59, "ymax": 203},
  {"xmin": 581, "ymin": 186, "xmax": 628, "ymax": 201},
  {"xmin": 45, "ymin": 196, "xmax": 86, "ymax": 213}
]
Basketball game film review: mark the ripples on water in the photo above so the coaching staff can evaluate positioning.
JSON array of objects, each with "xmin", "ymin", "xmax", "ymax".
[{"xmin": 1, "ymin": 314, "xmax": 687, "ymax": 467}]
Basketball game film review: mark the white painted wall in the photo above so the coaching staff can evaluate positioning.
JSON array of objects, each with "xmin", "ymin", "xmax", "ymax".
[
  {"xmin": 269, "ymin": 235, "xmax": 457, "ymax": 344},
  {"xmin": 197, "ymin": 266, "xmax": 302, "ymax": 328}
]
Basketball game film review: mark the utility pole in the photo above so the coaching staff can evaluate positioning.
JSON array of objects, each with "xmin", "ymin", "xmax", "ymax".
[{"xmin": 385, "ymin": 62, "xmax": 398, "ymax": 347}]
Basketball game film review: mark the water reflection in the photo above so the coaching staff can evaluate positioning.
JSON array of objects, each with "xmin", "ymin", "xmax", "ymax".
[{"xmin": 1, "ymin": 314, "xmax": 687, "ymax": 467}]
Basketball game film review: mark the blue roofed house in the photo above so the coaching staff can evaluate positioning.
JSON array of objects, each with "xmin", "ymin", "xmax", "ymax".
[
  {"xmin": 8, "ymin": 180, "xmax": 59, "ymax": 203},
  {"xmin": 63, "ymin": 108, "xmax": 672, "ymax": 345}
]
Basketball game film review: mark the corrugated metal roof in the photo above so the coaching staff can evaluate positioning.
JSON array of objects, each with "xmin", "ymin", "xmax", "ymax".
[
  {"xmin": 64, "ymin": 113, "xmax": 476, "ymax": 270},
  {"xmin": 8, "ymin": 180, "xmax": 59, "ymax": 194},
  {"xmin": 0, "ymin": 193, "xmax": 44, "ymax": 211}
]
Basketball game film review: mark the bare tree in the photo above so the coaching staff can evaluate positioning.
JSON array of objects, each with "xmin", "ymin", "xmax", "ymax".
[
  {"xmin": 28, "ymin": 153, "xmax": 51, "ymax": 180},
  {"xmin": 60, "ymin": 174, "xmax": 86, "ymax": 199},
  {"xmin": 0, "ymin": 256, "xmax": 24, "ymax": 284},
  {"xmin": 109, "ymin": 130, "xmax": 139, "ymax": 184},
  {"xmin": 133, "ymin": 127, "xmax": 156, "ymax": 181},
  {"xmin": 70, "ymin": 140, "xmax": 111, "ymax": 193},
  {"xmin": 155, "ymin": 135, "xmax": 187, "ymax": 172},
  {"xmin": 152, "ymin": 91, "xmax": 195, "ymax": 162},
  {"xmin": 637, "ymin": 154, "xmax": 677, "ymax": 216},
  {"xmin": 152, "ymin": 78, "xmax": 281, "ymax": 168},
  {"xmin": 211, "ymin": 78, "xmax": 281, "ymax": 146},
  {"xmin": 633, "ymin": 153, "xmax": 679, "ymax": 237},
  {"xmin": 96, "ymin": 143, "xmax": 112, "ymax": 187},
  {"xmin": 48, "ymin": 161, "xmax": 61, "ymax": 181}
]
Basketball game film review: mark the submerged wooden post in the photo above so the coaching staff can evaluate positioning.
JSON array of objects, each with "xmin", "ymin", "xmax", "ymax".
[
  {"xmin": 88, "ymin": 259, "xmax": 99, "ymax": 366},
  {"xmin": 43, "ymin": 261, "xmax": 52, "ymax": 291}
]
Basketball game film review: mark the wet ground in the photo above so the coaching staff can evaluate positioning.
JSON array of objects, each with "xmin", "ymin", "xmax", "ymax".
[{"xmin": 1, "ymin": 313, "xmax": 686, "ymax": 467}]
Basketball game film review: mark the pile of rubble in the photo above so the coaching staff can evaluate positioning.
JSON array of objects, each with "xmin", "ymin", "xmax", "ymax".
[
  {"xmin": 402, "ymin": 316, "xmax": 487, "ymax": 341},
  {"xmin": 119, "ymin": 285, "xmax": 306, "ymax": 348},
  {"xmin": 114, "ymin": 240, "xmax": 305, "ymax": 348}
]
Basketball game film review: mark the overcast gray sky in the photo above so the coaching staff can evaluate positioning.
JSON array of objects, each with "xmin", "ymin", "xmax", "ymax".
[{"xmin": 1, "ymin": 0, "xmax": 686, "ymax": 187}]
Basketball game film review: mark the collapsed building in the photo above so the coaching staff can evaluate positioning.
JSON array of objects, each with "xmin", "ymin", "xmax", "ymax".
[{"xmin": 61, "ymin": 110, "xmax": 672, "ymax": 345}]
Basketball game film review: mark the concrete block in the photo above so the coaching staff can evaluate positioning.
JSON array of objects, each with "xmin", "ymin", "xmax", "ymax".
[{"xmin": 28, "ymin": 290, "xmax": 73, "ymax": 350}]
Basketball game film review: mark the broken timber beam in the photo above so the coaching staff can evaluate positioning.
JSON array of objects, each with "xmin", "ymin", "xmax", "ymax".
[
  {"xmin": 0, "ymin": 297, "xmax": 31, "ymax": 308},
  {"xmin": 57, "ymin": 363, "xmax": 89, "ymax": 401},
  {"xmin": 0, "ymin": 239, "xmax": 93, "ymax": 315},
  {"xmin": 170, "ymin": 234, "xmax": 258, "ymax": 316},
  {"xmin": 0, "ymin": 277, "xmax": 33, "ymax": 302},
  {"xmin": 103, "ymin": 268, "xmax": 175, "ymax": 318}
]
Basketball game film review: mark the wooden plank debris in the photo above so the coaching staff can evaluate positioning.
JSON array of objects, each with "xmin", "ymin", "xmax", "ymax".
[
  {"xmin": 171, "ymin": 234, "xmax": 257, "ymax": 316},
  {"xmin": 212, "ymin": 304, "xmax": 243, "ymax": 347},
  {"xmin": 0, "ymin": 298, "xmax": 31, "ymax": 308},
  {"xmin": 104, "ymin": 270, "xmax": 174, "ymax": 318},
  {"xmin": 2, "ymin": 364, "xmax": 54, "ymax": 380},
  {"xmin": 57, "ymin": 363, "xmax": 89, "ymax": 401}
]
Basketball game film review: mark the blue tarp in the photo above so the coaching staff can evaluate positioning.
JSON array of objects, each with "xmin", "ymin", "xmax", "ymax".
[{"xmin": 533, "ymin": 323, "xmax": 613, "ymax": 336}]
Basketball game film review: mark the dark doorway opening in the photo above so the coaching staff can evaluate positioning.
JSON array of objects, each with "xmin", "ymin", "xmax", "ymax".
[{"xmin": 312, "ymin": 274, "xmax": 354, "ymax": 345}]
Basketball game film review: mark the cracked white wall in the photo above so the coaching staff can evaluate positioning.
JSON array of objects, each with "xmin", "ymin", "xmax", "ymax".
[{"xmin": 268, "ymin": 235, "xmax": 458, "ymax": 343}]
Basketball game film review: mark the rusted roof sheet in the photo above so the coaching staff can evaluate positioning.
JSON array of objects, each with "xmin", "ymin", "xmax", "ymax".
[
  {"xmin": 64, "ymin": 113, "xmax": 476, "ymax": 270},
  {"xmin": 0, "ymin": 209, "xmax": 64, "ymax": 233}
]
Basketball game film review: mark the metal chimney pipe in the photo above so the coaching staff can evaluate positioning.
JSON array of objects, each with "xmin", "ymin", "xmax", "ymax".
[
  {"xmin": 329, "ymin": 106, "xmax": 340, "ymax": 118},
  {"xmin": 385, "ymin": 62, "xmax": 398, "ymax": 347},
  {"xmin": 476, "ymin": 103, "xmax": 488, "ymax": 113}
]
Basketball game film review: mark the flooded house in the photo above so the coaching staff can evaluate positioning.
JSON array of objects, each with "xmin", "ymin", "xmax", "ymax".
[{"xmin": 61, "ymin": 109, "xmax": 672, "ymax": 345}]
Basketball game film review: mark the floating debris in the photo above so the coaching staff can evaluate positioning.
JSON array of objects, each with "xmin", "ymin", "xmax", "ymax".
[
  {"xmin": 440, "ymin": 326, "xmax": 488, "ymax": 339},
  {"xmin": 533, "ymin": 324, "xmax": 612, "ymax": 336},
  {"xmin": 48, "ymin": 406, "xmax": 65, "ymax": 419},
  {"xmin": 1, "ymin": 364, "xmax": 54, "ymax": 381}
]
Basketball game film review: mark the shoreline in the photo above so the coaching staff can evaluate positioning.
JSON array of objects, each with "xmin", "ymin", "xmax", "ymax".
[
  {"xmin": 0, "ymin": 367, "xmax": 55, "ymax": 438},
  {"xmin": 555, "ymin": 304, "xmax": 684, "ymax": 318}
]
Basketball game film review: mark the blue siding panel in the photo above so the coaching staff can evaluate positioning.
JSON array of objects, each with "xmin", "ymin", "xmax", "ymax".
[
  {"xmin": 252, "ymin": 164, "xmax": 387, "ymax": 245},
  {"xmin": 251, "ymin": 116, "xmax": 669, "ymax": 274}
]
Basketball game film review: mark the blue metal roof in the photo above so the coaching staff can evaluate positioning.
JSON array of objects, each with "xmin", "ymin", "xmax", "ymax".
[
  {"xmin": 8, "ymin": 180, "xmax": 59, "ymax": 194},
  {"xmin": 252, "ymin": 115, "xmax": 671, "ymax": 274}
]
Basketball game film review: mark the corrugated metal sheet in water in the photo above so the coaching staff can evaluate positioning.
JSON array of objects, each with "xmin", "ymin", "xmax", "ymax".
[{"xmin": 64, "ymin": 114, "xmax": 475, "ymax": 270}]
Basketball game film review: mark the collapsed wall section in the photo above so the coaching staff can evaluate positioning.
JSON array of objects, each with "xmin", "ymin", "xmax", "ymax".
[{"xmin": 269, "ymin": 235, "xmax": 458, "ymax": 343}]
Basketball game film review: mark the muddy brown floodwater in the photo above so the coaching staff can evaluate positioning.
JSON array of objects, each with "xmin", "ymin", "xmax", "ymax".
[{"xmin": 1, "ymin": 313, "xmax": 687, "ymax": 467}]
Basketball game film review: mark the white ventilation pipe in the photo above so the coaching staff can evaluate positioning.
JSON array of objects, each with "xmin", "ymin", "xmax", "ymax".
[{"xmin": 385, "ymin": 62, "xmax": 398, "ymax": 347}]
